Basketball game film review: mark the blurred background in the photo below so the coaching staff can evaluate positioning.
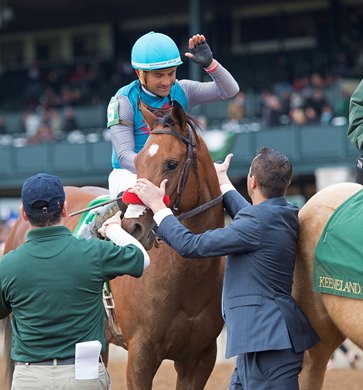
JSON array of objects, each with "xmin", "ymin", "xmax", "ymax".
[{"xmin": 0, "ymin": 0, "xmax": 363, "ymax": 241}]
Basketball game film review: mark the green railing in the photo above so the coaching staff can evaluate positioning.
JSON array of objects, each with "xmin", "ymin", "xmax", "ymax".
[{"xmin": 0, "ymin": 124, "xmax": 358, "ymax": 192}]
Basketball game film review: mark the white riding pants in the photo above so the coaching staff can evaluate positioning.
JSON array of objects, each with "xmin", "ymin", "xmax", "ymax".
[{"xmin": 108, "ymin": 168, "xmax": 136, "ymax": 199}]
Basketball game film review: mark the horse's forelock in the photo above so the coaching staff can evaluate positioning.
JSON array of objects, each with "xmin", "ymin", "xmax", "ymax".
[{"xmin": 160, "ymin": 113, "xmax": 201, "ymax": 147}]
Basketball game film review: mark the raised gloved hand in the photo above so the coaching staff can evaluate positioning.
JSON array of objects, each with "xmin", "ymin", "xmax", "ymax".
[{"xmin": 185, "ymin": 34, "xmax": 213, "ymax": 68}]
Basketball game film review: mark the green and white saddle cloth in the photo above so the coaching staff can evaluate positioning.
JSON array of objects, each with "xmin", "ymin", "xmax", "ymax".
[
  {"xmin": 313, "ymin": 189, "xmax": 363, "ymax": 299},
  {"xmin": 73, "ymin": 195, "xmax": 110, "ymax": 238}
]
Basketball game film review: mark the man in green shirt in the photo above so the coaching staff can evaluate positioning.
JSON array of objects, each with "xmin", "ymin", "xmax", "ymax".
[
  {"xmin": 0, "ymin": 173, "xmax": 149, "ymax": 389},
  {"xmin": 347, "ymin": 79, "xmax": 363, "ymax": 184}
]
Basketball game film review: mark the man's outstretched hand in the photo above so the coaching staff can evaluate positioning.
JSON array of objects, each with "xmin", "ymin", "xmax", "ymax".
[{"xmin": 214, "ymin": 154, "xmax": 233, "ymax": 187}]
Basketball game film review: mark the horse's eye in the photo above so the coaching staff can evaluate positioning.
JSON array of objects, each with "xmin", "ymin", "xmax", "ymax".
[{"xmin": 166, "ymin": 160, "xmax": 178, "ymax": 170}]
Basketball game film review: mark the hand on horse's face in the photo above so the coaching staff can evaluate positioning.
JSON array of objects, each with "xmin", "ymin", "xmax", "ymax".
[
  {"xmin": 133, "ymin": 179, "xmax": 168, "ymax": 214},
  {"xmin": 214, "ymin": 153, "xmax": 233, "ymax": 187},
  {"xmin": 98, "ymin": 211, "xmax": 122, "ymax": 238}
]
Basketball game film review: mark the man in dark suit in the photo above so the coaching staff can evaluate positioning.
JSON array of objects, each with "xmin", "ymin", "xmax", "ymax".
[{"xmin": 133, "ymin": 147, "xmax": 319, "ymax": 389}]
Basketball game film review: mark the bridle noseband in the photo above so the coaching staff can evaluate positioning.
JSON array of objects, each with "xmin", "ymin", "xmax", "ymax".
[{"xmin": 150, "ymin": 124, "xmax": 223, "ymax": 221}]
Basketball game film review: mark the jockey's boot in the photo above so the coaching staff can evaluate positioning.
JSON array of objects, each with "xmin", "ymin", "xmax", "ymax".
[{"xmin": 79, "ymin": 192, "xmax": 127, "ymax": 239}]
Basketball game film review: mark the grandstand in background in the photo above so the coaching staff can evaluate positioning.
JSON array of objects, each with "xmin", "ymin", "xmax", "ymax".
[{"xmin": 0, "ymin": 0, "xmax": 362, "ymax": 197}]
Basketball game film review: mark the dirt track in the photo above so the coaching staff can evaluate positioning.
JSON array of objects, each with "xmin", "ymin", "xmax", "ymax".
[
  {"xmin": 107, "ymin": 360, "xmax": 363, "ymax": 389},
  {"xmin": 1, "ymin": 357, "xmax": 363, "ymax": 389}
]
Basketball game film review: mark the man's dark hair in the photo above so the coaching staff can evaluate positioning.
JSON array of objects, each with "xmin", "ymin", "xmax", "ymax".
[
  {"xmin": 250, "ymin": 147, "xmax": 292, "ymax": 198},
  {"xmin": 26, "ymin": 200, "xmax": 63, "ymax": 227}
]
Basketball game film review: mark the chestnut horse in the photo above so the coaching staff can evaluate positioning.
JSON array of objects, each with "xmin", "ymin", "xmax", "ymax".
[
  {"xmin": 2, "ymin": 101, "xmax": 225, "ymax": 389},
  {"xmin": 293, "ymin": 181, "xmax": 363, "ymax": 389}
]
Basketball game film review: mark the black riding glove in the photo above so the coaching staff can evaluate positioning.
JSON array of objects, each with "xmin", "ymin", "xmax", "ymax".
[{"xmin": 189, "ymin": 41, "xmax": 213, "ymax": 68}]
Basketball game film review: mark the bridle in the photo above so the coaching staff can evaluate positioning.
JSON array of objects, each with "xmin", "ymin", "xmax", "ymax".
[{"xmin": 150, "ymin": 123, "xmax": 223, "ymax": 221}]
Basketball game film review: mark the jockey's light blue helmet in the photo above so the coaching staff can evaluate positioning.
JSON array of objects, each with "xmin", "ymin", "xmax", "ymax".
[{"xmin": 131, "ymin": 31, "xmax": 183, "ymax": 71}]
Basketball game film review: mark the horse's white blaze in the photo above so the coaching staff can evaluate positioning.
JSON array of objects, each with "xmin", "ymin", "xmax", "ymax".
[
  {"xmin": 148, "ymin": 144, "xmax": 159, "ymax": 157},
  {"xmin": 124, "ymin": 204, "xmax": 148, "ymax": 219}
]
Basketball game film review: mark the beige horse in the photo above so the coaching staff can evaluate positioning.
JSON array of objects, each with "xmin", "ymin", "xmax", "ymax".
[{"xmin": 293, "ymin": 182, "xmax": 363, "ymax": 390}]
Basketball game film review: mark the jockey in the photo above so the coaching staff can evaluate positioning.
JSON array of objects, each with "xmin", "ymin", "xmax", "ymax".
[{"xmin": 91, "ymin": 31, "xmax": 239, "ymax": 233}]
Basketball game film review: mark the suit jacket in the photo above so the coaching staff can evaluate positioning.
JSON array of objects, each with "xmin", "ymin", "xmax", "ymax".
[{"xmin": 156, "ymin": 190, "xmax": 319, "ymax": 358}]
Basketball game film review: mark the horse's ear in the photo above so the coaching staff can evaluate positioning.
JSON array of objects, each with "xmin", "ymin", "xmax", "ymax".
[
  {"xmin": 140, "ymin": 101, "xmax": 158, "ymax": 130},
  {"xmin": 170, "ymin": 100, "xmax": 188, "ymax": 134}
]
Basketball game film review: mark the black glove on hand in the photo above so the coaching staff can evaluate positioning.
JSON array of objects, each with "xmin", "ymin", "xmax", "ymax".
[{"xmin": 189, "ymin": 41, "xmax": 213, "ymax": 68}]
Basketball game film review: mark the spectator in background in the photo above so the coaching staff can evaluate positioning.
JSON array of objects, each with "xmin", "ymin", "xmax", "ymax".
[
  {"xmin": 289, "ymin": 92, "xmax": 306, "ymax": 125},
  {"xmin": 228, "ymin": 91, "xmax": 246, "ymax": 122},
  {"xmin": 20, "ymin": 108, "xmax": 42, "ymax": 139},
  {"xmin": 305, "ymin": 88, "xmax": 330, "ymax": 120},
  {"xmin": 62, "ymin": 106, "xmax": 79, "ymax": 133},
  {"xmin": 290, "ymin": 107, "xmax": 306, "ymax": 125},
  {"xmin": 46, "ymin": 108, "xmax": 64, "ymax": 139},
  {"xmin": 304, "ymin": 106, "xmax": 320, "ymax": 124},
  {"xmin": 28, "ymin": 121, "xmax": 56, "ymax": 144},
  {"xmin": 260, "ymin": 90, "xmax": 283, "ymax": 127},
  {"xmin": 320, "ymin": 104, "xmax": 334, "ymax": 125}
]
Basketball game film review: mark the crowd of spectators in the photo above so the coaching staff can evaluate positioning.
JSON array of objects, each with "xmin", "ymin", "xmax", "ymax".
[
  {"xmin": 0, "ymin": 48, "xmax": 360, "ymax": 144},
  {"xmin": 258, "ymin": 73, "xmax": 350, "ymax": 127},
  {"xmin": 0, "ymin": 57, "xmax": 135, "ymax": 144},
  {"xmin": 226, "ymin": 72, "xmax": 352, "ymax": 128}
]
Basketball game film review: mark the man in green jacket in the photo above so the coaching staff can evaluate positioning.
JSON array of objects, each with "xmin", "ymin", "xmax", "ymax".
[
  {"xmin": 347, "ymin": 79, "xmax": 363, "ymax": 184},
  {"xmin": 0, "ymin": 173, "xmax": 149, "ymax": 389}
]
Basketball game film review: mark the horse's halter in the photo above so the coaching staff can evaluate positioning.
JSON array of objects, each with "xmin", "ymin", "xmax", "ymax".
[
  {"xmin": 150, "ymin": 124, "xmax": 223, "ymax": 221},
  {"xmin": 151, "ymin": 123, "xmax": 200, "ymax": 212}
]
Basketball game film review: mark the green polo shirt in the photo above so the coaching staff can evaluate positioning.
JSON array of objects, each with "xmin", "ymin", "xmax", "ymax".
[{"xmin": 0, "ymin": 225, "xmax": 144, "ymax": 362}]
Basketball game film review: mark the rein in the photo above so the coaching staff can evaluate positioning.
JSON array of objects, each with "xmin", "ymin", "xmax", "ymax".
[
  {"xmin": 150, "ymin": 125, "xmax": 223, "ymax": 220},
  {"xmin": 177, "ymin": 193, "xmax": 223, "ymax": 221}
]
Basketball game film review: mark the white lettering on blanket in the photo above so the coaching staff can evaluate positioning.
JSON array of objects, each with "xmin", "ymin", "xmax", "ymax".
[{"xmin": 319, "ymin": 277, "xmax": 362, "ymax": 295}]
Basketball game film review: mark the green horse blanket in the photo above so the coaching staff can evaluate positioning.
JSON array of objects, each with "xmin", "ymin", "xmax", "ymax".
[{"xmin": 313, "ymin": 189, "xmax": 363, "ymax": 299}]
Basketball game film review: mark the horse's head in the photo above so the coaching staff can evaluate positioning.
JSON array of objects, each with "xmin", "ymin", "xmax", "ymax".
[{"xmin": 121, "ymin": 100, "xmax": 221, "ymax": 250}]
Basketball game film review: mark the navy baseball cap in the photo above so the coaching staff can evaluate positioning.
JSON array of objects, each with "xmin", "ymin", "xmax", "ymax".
[{"xmin": 21, "ymin": 173, "xmax": 65, "ymax": 214}]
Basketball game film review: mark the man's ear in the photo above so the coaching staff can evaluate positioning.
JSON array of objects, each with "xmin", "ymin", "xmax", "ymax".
[
  {"xmin": 62, "ymin": 200, "xmax": 68, "ymax": 217},
  {"xmin": 20, "ymin": 205, "xmax": 28, "ymax": 222},
  {"xmin": 250, "ymin": 175, "xmax": 258, "ymax": 189},
  {"xmin": 136, "ymin": 69, "xmax": 146, "ymax": 86}
]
